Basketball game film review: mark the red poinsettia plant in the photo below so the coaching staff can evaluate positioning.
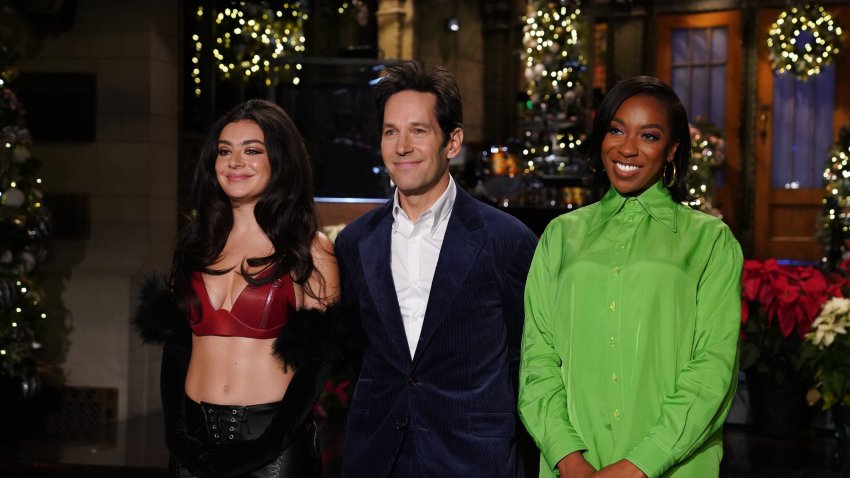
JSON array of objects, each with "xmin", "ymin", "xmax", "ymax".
[
  {"xmin": 313, "ymin": 378, "xmax": 352, "ymax": 422},
  {"xmin": 741, "ymin": 259, "xmax": 846, "ymax": 384}
]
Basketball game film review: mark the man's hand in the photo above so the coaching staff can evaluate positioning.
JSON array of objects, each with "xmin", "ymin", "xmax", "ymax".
[
  {"xmin": 591, "ymin": 459, "xmax": 646, "ymax": 478},
  {"xmin": 556, "ymin": 451, "xmax": 597, "ymax": 478}
]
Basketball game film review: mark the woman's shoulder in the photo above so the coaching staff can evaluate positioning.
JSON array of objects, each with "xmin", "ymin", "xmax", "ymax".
[
  {"xmin": 545, "ymin": 202, "xmax": 600, "ymax": 232},
  {"xmin": 311, "ymin": 231, "xmax": 334, "ymax": 255},
  {"xmin": 674, "ymin": 203, "xmax": 740, "ymax": 246}
]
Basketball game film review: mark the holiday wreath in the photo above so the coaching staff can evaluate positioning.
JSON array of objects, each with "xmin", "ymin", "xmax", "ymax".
[{"xmin": 766, "ymin": 3, "xmax": 843, "ymax": 80}]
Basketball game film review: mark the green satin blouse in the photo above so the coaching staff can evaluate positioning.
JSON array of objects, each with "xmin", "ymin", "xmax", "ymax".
[{"xmin": 519, "ymin": 181, "xmax": 743, "ymax": 478}]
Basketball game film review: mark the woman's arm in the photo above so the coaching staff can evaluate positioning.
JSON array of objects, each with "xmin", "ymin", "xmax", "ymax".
[
  {"xmin": 623, "ymin": 227, "xmax": 743, "ymax": 478},
  {"xmin": 518, "ymin": 221, "xmax": 589, "ymax": 474},
  {"xmin": 302, "ymin": 232, "xmax": 340, "ymax": 310}
]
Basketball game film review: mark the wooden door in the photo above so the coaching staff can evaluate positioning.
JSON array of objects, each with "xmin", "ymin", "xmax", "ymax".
[
  {"xmin": 656, "ymin": 10, "xmax": 743, "ymax": 234},
  {"xmin": 754, "ymin": 5, "xmax": 850, "ymax": 261}
]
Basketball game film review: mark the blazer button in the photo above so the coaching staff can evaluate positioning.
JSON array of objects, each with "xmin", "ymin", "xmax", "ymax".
[
  {"xmin": 407, "ymin": 377, "xmax": 417, "ymax": 387},
  {"xmin": 394, "ymin": 420, "xmax": 407, "ymax": 430}
]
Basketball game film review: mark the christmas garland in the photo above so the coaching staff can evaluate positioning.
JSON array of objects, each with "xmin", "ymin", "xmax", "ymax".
[
  {"xmin": 819, "ymin": 125, "xmax": 850, "ymax": 269},
  {"xmin": 767, "ymin": 3, "xmax": 843, "ymax": 80},
  {"xmin": 684, "ymin": 116, "xmax": 725, "ymax": 217}
]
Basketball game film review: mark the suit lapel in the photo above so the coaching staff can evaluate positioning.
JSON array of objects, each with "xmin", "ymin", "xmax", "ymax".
[
  {"xmin": 414, "ymin": 189, "xmax": 484, "ymax": 364},
  {"xmin": 358, "ymin": 206, "xmax": 412, "ymax": 364}
]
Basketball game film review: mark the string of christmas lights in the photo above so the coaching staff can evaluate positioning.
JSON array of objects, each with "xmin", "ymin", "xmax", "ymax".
[
  {"xmin": 190, "ymin": 1, "xmax": 308, "ymax": 97},
  {"xmin": 767, "ymin": 3, "xmax": 843, "ymax": 80},
  {"xmin": 684, "ymin": 116, "xmax": 726, "ymax": 217},
  {"xmin": 519, "ymin": 0, "xmax": 588, "ymax": 169},
  {"xmin": 819, "ymin": 125, "xmax": 850, "ymax": 268},
  {"xmin": 0, "ymin": 76, "xmax": 52, "ymax": 377}
]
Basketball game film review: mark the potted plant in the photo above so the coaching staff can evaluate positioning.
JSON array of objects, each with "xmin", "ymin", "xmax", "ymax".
[
  {"xmin": 803, "ymin": 297, "xmax": 850, "ymax": 447},
  {"xmin": 740, "ymin": 259, "xmax": 845, "ymax": 436}
]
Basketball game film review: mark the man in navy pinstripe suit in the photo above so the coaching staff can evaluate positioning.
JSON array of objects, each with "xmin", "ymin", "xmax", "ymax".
[{"xmin": 335, "ymin": 61, "xmax": 537, "ymax": 477}]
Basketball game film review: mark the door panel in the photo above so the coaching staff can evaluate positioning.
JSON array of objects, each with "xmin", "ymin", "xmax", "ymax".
[{"xmin": 754, "ymin": 5, "xmax": 850, "ymax": 260}]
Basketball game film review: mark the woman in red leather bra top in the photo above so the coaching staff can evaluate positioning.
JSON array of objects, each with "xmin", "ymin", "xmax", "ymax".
[{"xmin": 160, "ymin": 99, "xmax": 339, "ymax": 478}]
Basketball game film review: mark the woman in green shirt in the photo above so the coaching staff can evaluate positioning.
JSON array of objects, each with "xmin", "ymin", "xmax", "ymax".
[{"xmin": 519, "ymin": 76, "xmax": 743, "ymax": 478}]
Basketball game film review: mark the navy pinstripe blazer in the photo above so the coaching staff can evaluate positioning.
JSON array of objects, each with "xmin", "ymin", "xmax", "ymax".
[{"xmin": 336, "ymin": 187, "xmax": 537, "ymax": 477}]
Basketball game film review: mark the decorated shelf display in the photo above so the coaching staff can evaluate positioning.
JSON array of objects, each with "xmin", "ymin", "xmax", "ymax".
[
  {"xmin": 766, "ymin": 3, "xmax": 843, "ymax": 80},
  {"xmin": 684, "ymin": 116, "xmax": 726, "ymax": 217},
  {"xmin": 189, "ymin": 0, "xmax": 308, "ymax": 97},
  {"xmin": 517, "ymin": 0, "xmax": 590, "ymax": 208},
  {"xmin": 819, "ymin": 125, "xmax": 850, "ymax": 269}
]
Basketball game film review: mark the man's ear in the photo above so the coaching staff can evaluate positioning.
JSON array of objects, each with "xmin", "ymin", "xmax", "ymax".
[{"xmin": 446, "ymin": 128, "xmax": 464, "ymax": 159}]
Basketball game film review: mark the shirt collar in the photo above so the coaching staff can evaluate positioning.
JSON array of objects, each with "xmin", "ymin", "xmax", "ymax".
[
  {"xmin": 588, "ymin": 180, "xmax": 677, "ymax": 234},
  {"xmin": 392, "ymin": 176, "xmax": 457, "ymax": 234}
]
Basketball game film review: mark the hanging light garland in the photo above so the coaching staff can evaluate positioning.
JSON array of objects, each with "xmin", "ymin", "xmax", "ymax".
[
  {"xmin": 191, "ymin": 1, "xmax": 307, "ymax": 97},
  {"xmin": 519, "ymin": 0, "xmax": 588, "ymax": 172},
  {"xmin": 766, "ymin": 3, "xmax": 843, "ymax": 80},
  {"xmin": 521, "ymin": 1, "xmax": 585, "ymax": 107},
  {"xmin": 819, "ymin": 126, "xmax": 850, "ymax": 268},
  {"xmin": 683, "ymin": 116, "xmax": 725, "ymax": 217}
]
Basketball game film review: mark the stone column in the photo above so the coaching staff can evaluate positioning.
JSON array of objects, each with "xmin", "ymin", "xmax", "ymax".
[{"xmin": 376, "ymin": 0, "xmax": 415, "ymax": 59}]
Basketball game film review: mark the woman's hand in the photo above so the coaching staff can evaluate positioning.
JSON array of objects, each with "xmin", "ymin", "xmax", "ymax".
[
  {"xmin": 556, "ymin": 451, "xmax": 597, "ymax": 478},
  {"xmin": 591, "ymin": 459, "xmax": 647, "ymax": 478}
]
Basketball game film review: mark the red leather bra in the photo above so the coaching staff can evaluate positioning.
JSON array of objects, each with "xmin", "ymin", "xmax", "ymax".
[{"xmin": 189, "ymin": 271, "xmax": 295, "ymax": 339}]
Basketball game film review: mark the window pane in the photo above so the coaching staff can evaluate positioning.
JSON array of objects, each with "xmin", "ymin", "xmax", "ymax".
[
  {"xmin": 672, "ymin": 29, "xmax": 689, "ymax": 64},
  {"xmin": 711, "ymin": 27, "xmax": 728, "ymax": 62},
  {"xmin": 709, "ymin": 65, "xmax": 726, "ymax": 129},
  {"xmin": 672, "ymin": 66, "xmax": 690, "ymax": 110},
  {"xmin": 691, "ymin": 66, "xmax": 709, "ymax": 119},
  {"xmin": 692, "ymin": 28, "xmax": 708, "ymax": 63},
  {"xmin": 770, "ymin": 66, "xmax": 835, "ymax": 188}
]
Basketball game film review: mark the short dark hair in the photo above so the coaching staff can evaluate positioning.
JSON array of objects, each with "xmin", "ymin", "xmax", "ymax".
[
  {"xmin": 374, "ymin": 61, "xmax": 463, "ymax": 145},
  {"xmin": 587, "ymin": 76, "xmax": 691, "ymax": 202}
]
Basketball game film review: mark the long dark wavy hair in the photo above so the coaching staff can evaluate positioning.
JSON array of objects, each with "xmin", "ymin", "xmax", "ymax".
[
  {"xmin": 171, "ymin": 99, "xmax": 321, "ymax": 314},
  {"xmin": 587, "ymin": 76, "xmax": 691, "ymax": 202}
]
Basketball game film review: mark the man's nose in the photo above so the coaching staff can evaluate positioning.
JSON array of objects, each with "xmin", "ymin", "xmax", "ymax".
[{"xmin": 396, "ymin": 133, "xmax": 413, "ymax": 155}]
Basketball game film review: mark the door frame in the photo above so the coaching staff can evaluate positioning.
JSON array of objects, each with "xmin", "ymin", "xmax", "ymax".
[{"xmin": 656, "ymin": 10, "xmax": 744, "ymax": 234}]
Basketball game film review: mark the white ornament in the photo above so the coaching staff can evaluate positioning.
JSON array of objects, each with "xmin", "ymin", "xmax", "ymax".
[
  {"xmin": 11, "ymin": 146, "xmax": 30, "ymax": 164},
  {"xmin": 1, "ymin": 187, "xmax": 25, "ymax": 207},
  {"xmin": 19, "ymin": 251, "xmax": 35, "ymax": 272}
]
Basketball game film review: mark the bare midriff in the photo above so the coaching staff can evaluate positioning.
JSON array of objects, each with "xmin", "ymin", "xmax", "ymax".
[{"xmin": 185, "ymin": 334, "xmax": 293, "ymax": 406}]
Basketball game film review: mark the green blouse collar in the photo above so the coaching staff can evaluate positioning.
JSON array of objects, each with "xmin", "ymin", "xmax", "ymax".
[{"xmin": 589, "ymin": 180, "xmax": 678, "ymax": 234}]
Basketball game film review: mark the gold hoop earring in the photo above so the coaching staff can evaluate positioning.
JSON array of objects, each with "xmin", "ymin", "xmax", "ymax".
[{"xmin": 664, "ymin": 161, "xmax": 677, "ymax": 188}]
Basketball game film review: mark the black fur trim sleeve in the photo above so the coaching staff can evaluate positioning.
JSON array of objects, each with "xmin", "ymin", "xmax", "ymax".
[
  {"xmin": 273, "ymin": 303, "xmax": 362, "ymax": 370},
  {"xmin": 132, "ymin": 274, "xmax": 190, "ymax": 345}
]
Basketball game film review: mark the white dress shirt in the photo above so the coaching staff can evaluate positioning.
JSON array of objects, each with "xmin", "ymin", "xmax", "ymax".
[{"xmin": 391, "ymin": 178, "xmax": 456, "ymax": 358}]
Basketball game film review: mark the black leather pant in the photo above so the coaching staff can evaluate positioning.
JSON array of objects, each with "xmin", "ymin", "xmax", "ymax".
[{"xmin": 173, "ymin": 398, "xmax": 321, "ymax": 478}]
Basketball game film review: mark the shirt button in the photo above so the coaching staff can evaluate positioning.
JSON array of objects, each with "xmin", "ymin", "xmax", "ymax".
[
  {"xmin": 609, "ymin": 337, "xmax": 616, "ymax": 347},
  {"xmin": 609, "ymin": 301, "xmax": 616, "ymax": 311},
  {"xmin": 613, "ymin": 409, "xmax": 621, "ymax": 419},
  {"xmin": 619, "ymin": 242, "xmax": 627, "ymax": 249},
  {"xmin": 610, "ymin": 373, "xmax": 618, "ymax": 383},
  {"xmin": 612, "ymin": 267, "xmax": 621, "ymax": 276}
]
